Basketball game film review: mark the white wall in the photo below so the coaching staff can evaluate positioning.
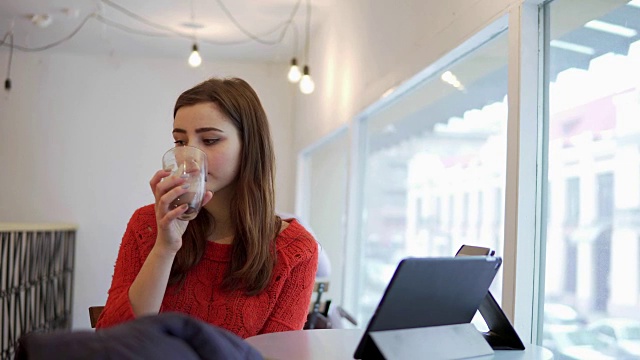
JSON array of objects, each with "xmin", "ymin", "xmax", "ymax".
[{"xmin": 0, "ymin": 51, "xmax": 295, "ymax": 328}]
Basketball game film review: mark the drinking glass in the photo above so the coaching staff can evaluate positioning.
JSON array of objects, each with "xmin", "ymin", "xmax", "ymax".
[{"xmin": 162, "ymin": 146, "xmax": 207, "ymax": 221}]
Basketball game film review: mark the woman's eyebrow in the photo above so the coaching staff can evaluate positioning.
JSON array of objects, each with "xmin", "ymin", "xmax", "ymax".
[
  {"xmin": 172, "ymin": 127, "xmax": 224, "ymax": 134},
  {"xmin": 196, "ymin": 127, "xmax": 223, "ymax": 133}
]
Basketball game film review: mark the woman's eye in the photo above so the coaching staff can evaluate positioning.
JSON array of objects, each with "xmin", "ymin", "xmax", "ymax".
[
  {"xmin": 174, "ymin": 140, "xmax": 186, "ymax": 146},
  {"xmin": 203, "ymin": 139, "xmax": 220, "ymax": 145}
]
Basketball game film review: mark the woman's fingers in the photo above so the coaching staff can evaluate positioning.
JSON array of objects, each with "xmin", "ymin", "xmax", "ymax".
[
  {"xmin": 149, "ymin": 169, "xmax": 171, "ymax": 193},
  {"xmin": 157, "ymin": 203, "xmax": 189, "ymax": 228},
  {"xmin": 150, "ymin": 170, "xmax": 189, "ymax": 248},
  {"xmin": 151, "ymin": 170, "xmax": 192, "ymax": 225},
  {"xmin": 153, "ymin": 175, "xmax": 187, "ymax": 201},
  {"xmin": 157, "ymin": 181, "xmax": 191, "ymax": 209}
]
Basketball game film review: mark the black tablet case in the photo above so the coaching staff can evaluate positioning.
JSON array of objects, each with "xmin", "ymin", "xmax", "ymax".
[{"xmin": 353, "ymin": 256, "xmax": 503, "ymax": 360}]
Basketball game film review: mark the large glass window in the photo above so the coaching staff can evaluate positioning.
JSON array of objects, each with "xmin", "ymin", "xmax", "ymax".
[
  {"xmin": 350, "ymin": 30, "xmax": 509, "ymax": 325},
  {"xmin": 542, "ymin": 0, "xmax": 640, "ymax": 358}
]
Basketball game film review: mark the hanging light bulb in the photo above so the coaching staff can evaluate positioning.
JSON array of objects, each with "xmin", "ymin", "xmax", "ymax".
[
  {"xmin": 287, "ymin": 58, "xmax": 302, "ymax": 83},
  {"xmin": 188, "ymin": 43, "xmax": 202, "ymax": 67},
  {"xmin": 299, "ymin": 65, "xmax": 315, "ymax": 94}
]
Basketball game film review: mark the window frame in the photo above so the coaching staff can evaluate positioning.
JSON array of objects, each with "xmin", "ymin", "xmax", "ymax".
[{"xmin": 504, "ymin": 0, "xmax": 547, "ymax": 345}]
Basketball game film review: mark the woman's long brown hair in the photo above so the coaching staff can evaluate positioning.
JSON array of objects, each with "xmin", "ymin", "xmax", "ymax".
[{"xmin": 169, "ymin": 77, "xmax": 280, "ymax": 295}]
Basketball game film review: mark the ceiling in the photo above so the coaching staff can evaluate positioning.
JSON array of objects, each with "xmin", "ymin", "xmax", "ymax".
[{"xmin": 0, "ymin": 0, "xmax": 329, "ymax": 62}]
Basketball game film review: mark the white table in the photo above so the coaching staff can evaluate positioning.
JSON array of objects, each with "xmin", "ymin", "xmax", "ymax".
[{"xmin": 246, "ymin": 329, "xmax": 553, "ymax": 360}]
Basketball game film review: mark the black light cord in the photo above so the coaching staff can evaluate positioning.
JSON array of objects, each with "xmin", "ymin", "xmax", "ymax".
[
  {"xmin": 3, "ymin": 31, "xmax": 13, "ymax": 91},
  {"xmin": 0, "ymin": 1, "xmax": 306, "ymax": 53},
  {"xmin": 0, "ymin": 14, "xmax": 94, "ymax": 52},
  {"xmin": 102, "ymin": 0, "xmax": 299, "ymax": 46},
  {"xmin": 101, "ymin": 0, "xmax": 190, "ymax": 38},
  {"xmin": 304, "ymin": 0, "xmax": 311, "ymax": 64},
  {"xmin": 94, "ymin": 14, "xmax": 174, "ymax": 38},
  {"xmin": 0, "ymin": 11, "xmax": 280, "ymax": 51},
  {"xmin": 212, "ymin": 0, "xmax": 302, "ymax": 45},
  {"xmin": 289, "ymin": 21, "xmax": 299, "ymax": 58}
]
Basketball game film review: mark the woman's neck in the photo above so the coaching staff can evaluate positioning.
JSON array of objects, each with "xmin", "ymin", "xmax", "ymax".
[
  {"xmin": 211, "ymin": 234, "xmax": 234, "ymax": 244},
  {"xmin": 203, "ymin": 188, "xmax": 235, "ymax": 243}
]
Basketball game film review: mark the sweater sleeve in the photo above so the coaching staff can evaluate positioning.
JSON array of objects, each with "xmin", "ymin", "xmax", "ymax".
[
  {"xmin": 95, "ymin": 210, "xmax": 145, "ymax": 329},
  {"xmin": 259, "ymin": 239, "xmax": 318, "ymax": 334}
]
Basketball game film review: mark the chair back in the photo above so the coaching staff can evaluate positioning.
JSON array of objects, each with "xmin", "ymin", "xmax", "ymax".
[
  {"xmin": 89, "ymin": 306, "xmax": 105, "ymax": 328},
  {"xmin": 304, "ymin": 281, "xmax": 330, "ymax": 329}
]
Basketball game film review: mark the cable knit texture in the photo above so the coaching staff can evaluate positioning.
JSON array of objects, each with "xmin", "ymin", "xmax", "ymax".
[{"xmin": 95, "ymin": 204, "xmax": 318, "ymax": 339}]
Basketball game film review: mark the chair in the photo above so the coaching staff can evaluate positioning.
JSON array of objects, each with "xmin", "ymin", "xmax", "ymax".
[
  {"xmin": 304, "ymin": 281, "xmax": 330, "ymax": 329},
  {"xmin": 89, "ymin": 306, "xmax": 105, "ymax": 328},
  {"xmin": 303, "ymin": 281, "xmax": 357, "ymax": 330}
]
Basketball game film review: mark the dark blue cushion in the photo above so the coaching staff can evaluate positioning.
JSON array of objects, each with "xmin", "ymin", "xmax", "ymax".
[{"xmin": 16, "ymin": 312, "xmax": 263, "ymax": 360}]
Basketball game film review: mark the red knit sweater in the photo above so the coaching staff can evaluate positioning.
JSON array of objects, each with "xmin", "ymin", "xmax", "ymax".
[{"xmin": 95, "ymin": 205, "xmax": 318, "ymax": 338}]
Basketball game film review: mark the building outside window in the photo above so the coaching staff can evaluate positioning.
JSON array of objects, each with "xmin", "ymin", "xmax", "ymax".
[{"xmin": 542, "ymin": 1, "xmax": 640, "ymax": 358}]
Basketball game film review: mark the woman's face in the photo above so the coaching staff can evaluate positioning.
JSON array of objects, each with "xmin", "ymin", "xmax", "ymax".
[{"xmin": 172, "ymin": 102, "xmax": 242, "ymax": 196}]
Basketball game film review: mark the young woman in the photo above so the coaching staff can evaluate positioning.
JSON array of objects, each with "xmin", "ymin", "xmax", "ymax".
[{"xmin": 96, "ymin": 77, "xmax": 318, "ymax": 339}]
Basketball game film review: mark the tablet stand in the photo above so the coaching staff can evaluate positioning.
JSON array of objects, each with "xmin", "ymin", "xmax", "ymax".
[
  {"xmin": 356, "ymin": 294, "xmax": 524, "ymax": 359},
  {"xmin": 478, "ymin": 291, "xmax": 526, "ymax": 350},
  {"xmin": 454, "ymin": 245, "xmax": 526, "ymax": 351},
  {"xmin": 366, "ymin": 323, "xmax": 494, "ymax": 360}
]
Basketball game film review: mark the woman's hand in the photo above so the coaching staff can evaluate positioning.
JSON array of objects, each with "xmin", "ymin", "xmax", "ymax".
[
  {"xmin": 128, "ymin": 170, "xmax": 212, "ymax": 317},
  {"xmin": 149, "ymin": 170, "xmax": 213, "ymax": 254}
]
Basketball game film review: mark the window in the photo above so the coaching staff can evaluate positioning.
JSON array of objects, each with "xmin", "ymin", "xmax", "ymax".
[
  {"xmin": 542, "ymin": 0, "xmax": 640, "ymax": 357},
  {"xmin": 564, "ymin": 177, "xmax": 580, "ymax": 226},
  {"xmin": 493, "ymin": 187, "xmax": 502, "ymax": 229},
  {"xmin": 477, "ymin": 190, "xmax": 484, "ymax": 229},
  {"xmin": 294, "ymin": 0, "xmax": 640, "ymax": 346},
  {"xmin": 462, "ymin": 192, "xmax": 470, "ymax": 234},
  {"xmin": 597, "ymin": 173, "xmax": 614, "ymax": 220},
  {"xmin": 347, "ymin": 28, "xmax": 509, "ymax": 325}
]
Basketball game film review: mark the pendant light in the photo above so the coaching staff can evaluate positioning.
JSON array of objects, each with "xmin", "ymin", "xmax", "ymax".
[
  {"xmin": 187, "ymin": 0, "xmax": 202, "ymax": 68},
  {"xmin": 299, "ymin": 65, "xmax": 315, "ymax": 94},
  {"xmin": 288, "ymin": 58, "xmax": 302, "ymax": 83},
  {"xmin": 3, "ymin": 32, "xmax": 13, "ymax": 91},
  {"xmin": 188, "ymin": 43, "xmax": 202, "ymax": 67},
  {"xmin": 286, "ymin": 22, "xmax": 301, "ymax": 83}
]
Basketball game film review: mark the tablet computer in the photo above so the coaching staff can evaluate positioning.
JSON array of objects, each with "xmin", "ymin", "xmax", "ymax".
[{"xmin": 353, "ymin": 256, "xmax": 502, "ymax": 359}]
